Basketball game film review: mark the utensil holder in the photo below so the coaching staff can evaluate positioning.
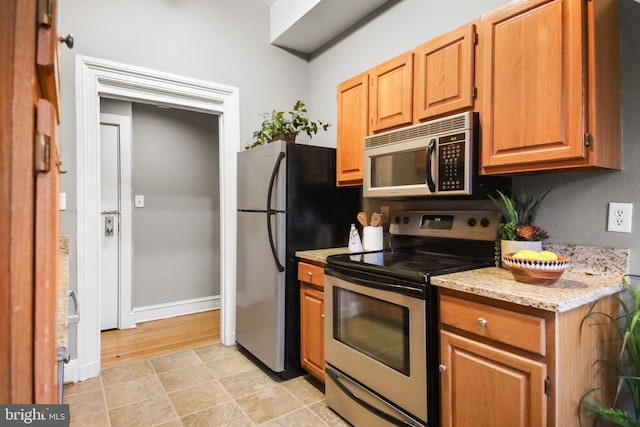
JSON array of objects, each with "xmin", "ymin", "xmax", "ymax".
[{"xmin": 362, "ymin": 226, "xmax": 383, "ymax": 251}]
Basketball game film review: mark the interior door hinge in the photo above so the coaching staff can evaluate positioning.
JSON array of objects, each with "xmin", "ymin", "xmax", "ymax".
[
  {"xmin": 474, "ymin": 32, "xmax": 479, "ymax": 45},
  {"xmin": 544, "ymin": 377, "xmax": 552, "ymax": 395},
  {"xmin": 584, "ymin": 132, "xmax": 592, "ymax": 147},
  {"xmin": 37, "ymin": 0, "xmax": 53, "ymax": 26},
  {"xmin": 34, "ymin": 131, "xmax": 51, "ymax": 173},
  {"xmin": 473, "ymin": 86, "xmax": 478, "ymax": 99}
]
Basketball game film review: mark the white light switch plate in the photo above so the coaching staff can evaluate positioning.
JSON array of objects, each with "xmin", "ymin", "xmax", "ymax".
[
  {"xmin": 59, "ymin": 192, "xmax": 66, "ymax": 211},
  {"xmin": 135, "ymin": 195, "xmax": 145, "ymax": 208}
]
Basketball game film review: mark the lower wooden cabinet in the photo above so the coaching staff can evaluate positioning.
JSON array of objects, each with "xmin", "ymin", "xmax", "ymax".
[
  {"xmin": 298, "ymin": 261, "xmax": 326, "ymax": 382},
  {"xmin": 439, "ymin": 290, "xmax": 619, "ymax": 427},
  {"xmin": 440, "ymin": 330, "xmax": 547, "ymax": 427}
]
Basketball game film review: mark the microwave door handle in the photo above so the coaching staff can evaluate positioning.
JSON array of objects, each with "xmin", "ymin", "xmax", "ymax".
[{"xmin": 426, "ymin": 138, "xmax": 436, "ymax": 193}]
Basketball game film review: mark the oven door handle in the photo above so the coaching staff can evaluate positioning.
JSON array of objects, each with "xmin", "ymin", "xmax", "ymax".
[
  {"xmin": 326, "ymin": 367, "xmax": 420, "ymax": 427},
  {"xmin": 325, "ymin": 266, "xmax": 426, "ymax": 299},
  {"xmin": 426, "ymin": 138, "xmax": 436, "ymax": 193}
]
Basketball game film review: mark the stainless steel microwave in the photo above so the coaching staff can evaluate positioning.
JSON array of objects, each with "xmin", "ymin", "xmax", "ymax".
[{"xmin": 363, "ymin": 111, "xmax": 508, "ymax": 198}]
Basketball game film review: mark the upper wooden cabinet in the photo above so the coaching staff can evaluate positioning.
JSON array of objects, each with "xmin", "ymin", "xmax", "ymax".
[
  {"xmin": 480, "ymin": 0, "xmax": 620, "ymax": 174},
  {"xmin": 336, "ymin": 72, "xmax": 368, "ymax": 186},
  {"xmin": 414, "ymin": 22, "xmax": 477, "ymax": 122},
  {"xmin": 369, "ymin": 51, "xmax": 414, "ymax": 133}
]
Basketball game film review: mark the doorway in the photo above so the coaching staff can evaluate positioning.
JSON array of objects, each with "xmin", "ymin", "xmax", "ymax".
[{"xmin": 71, "ymin": 56, "xmax": 239, "ymax": 382}]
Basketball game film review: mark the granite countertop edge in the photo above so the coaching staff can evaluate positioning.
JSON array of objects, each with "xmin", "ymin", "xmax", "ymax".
[{"xmin": 431, "ymin": 267, "xmax": 624, "ymax": 313}]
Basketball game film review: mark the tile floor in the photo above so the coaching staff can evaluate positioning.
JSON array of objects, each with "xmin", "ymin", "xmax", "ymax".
[{"xmin": 63, "ymin": 343, "xmax": 350, "ymax": 426}]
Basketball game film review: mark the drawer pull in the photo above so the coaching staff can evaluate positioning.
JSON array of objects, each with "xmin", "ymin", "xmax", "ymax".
[
  {"xmin": 321, "ymin": 314, "xmax": 325, "ymax": 318},
  {"xmin": 477, "ymin": 317, "xmax": 488, "ymax": 327},
  {"xmin": 439, "ymin": 364, "xmax": 447, "ymax": 373},
  {"xmin": 307, "ymin": 271, "xmax": 313, "ymax": 277}
]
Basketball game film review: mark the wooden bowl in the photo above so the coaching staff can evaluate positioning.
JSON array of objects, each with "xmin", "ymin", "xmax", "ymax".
[{"xmin": 502, "ymin": 253, "xmax": 569, "ymax": 285}]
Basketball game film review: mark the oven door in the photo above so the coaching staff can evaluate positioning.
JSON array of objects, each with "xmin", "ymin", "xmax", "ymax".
[{"xmin": 324, "ymin": 271, "xmax": 429, "ymax": 423}]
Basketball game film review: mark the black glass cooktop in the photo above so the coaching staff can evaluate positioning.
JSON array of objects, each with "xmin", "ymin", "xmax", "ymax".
[{"xmin": 327, "ymin": 248, "xmax": 494, "ymax": 284}]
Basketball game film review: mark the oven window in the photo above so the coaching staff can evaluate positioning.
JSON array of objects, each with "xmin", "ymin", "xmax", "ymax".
[
  {"xmin": 333, "ymin": 288, "xmax": 410, "ymax": 375},
  {"xmin": 371, "ymin": 149, "xmax": 427, "ymax": 188}
]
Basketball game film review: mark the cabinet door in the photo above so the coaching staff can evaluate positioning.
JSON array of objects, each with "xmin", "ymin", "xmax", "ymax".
[
  {"xmin": 300, "ymin": 284, "xmax": 325, "ymax": 382},
  {"xmin": 440, "ymin": 331, "xmax": 547, "ymax": 427},
  {"xmin": 336, "ymin": 72, "xmax": 368, "ymax": 186},
  {"xmin": 414, "ymin": 22, "xmax": 476, "ymax": 121},
  {"xmin": 480, "ymin": 0, "xmax": 585, "ymax": 173},
  {"xmin": 370, "ymin": 52, "xmax": 413, "ymax": 133}
]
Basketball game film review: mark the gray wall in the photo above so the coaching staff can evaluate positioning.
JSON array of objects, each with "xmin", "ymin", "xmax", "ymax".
[
  {"xmin": 131, "ymin": 104, "xmax": 220, "ymax": 307},
  {"xmin": 307, "ymin": 0, "xmax": 640, "ymax": 274}
]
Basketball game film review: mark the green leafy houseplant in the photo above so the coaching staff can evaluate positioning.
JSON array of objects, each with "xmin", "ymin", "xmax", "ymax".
[
  {"xmin": 489, "ymin": 189, "xmax": 552, "ymax": 266},
  {"xmin": 248, "ymin": 100, "xmax": 330, "ymax": 149},
  {"xmin": 579, "ymin": 275, "xmax": 640, "ymax": 427}
]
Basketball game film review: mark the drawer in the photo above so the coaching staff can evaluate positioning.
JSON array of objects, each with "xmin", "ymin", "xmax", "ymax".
[
  {"xmin": 298, "ymin": 262, "xmax": 325, "ymax": 288},
  {"xmin": 440, "ymin": 294, "xmax": 546, "ymax": 356}
]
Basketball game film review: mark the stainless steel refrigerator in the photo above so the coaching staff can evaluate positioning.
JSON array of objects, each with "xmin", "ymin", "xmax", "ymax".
[{"xmin": 236, "ymin": 141, "xmax": 361, "ymax": 379}]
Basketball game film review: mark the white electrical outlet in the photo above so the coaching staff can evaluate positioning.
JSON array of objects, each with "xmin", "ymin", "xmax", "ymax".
[{"xmin": 607, "ymin": 202, "xmax": 633, "ymax": 233}]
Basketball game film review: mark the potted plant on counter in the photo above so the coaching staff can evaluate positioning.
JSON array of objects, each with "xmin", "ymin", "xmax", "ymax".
[
  {"xmin": 490, "ymin": 189, "xmax": 552, "ymax": 266},
  {"xmin": 247, "ymin": 100, "xmax": 330, "ymax": 149}
]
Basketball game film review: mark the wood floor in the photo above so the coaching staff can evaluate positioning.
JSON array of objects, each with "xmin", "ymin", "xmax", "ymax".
[{"xmin": 100, "ymin": 310, "xmax": 220, "ymax": 369}]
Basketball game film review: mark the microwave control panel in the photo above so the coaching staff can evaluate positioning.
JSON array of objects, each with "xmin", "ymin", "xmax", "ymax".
[{"xmin": 438, "ymin": 132, "xmax": 467, "ymax": 192}]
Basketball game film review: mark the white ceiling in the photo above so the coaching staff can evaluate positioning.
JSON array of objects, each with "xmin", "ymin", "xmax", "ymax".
[{"xmin": 268, "ymin": 0, "xmax": 391, "ymax": 55}]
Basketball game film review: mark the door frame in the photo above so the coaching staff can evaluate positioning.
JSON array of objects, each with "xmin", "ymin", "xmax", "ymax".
[
  {"xmin": 73, "ymin": 55, "xmax": 239, "ymax": 381},
  {"xmin": 99, "ymin": 113, "xmax": 134, "ymax": 330}
]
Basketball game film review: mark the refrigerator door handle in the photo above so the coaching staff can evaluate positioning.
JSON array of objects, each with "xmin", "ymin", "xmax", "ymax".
[{"xmin": 266, "ymin": 151, "xmax": 286, "ymax": 272}]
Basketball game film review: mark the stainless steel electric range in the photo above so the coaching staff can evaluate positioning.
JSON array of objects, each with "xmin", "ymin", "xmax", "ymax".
[{"xmin": 324, "ymin": 209, "xmax": 500, "ymax": 427}]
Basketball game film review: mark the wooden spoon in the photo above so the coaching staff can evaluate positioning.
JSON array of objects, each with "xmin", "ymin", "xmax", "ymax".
[
  {"xmin": 357, "ymin": 212, "xmax": 368, "ymax": 227},
  {"xmin": 370, "ymin": 212, "xmax": 382, "ymax": 227}
]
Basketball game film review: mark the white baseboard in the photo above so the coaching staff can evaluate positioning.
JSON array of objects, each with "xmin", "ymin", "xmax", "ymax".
[
  {"xmin": 133, "ymin": 295, "xmax": 220, "ymax": 324},
  {"xmin": 63, "ymin": 358, "xmax": 100, "ymax": 383}
]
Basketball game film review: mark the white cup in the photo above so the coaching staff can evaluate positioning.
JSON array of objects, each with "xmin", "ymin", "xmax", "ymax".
[{"xmin": 362, "ymin": 226, "xmax": 383, "ymax": 251}]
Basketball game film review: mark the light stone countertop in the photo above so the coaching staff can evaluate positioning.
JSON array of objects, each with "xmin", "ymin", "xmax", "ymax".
[
  {"xmin": 431, "ymin": 267, "xmax": 624, "ymax": 313},
  {"xmin": 295, "ymin": 244, "xmax": 630, "ymax": 313},
  {"xmin": 296, "ymin": 247, "xmax": 352, "ymax": 264}
]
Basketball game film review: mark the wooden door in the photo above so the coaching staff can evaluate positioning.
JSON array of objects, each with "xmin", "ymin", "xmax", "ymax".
[
  {"xmin": 414, "ymin": 22, "xmax": 476, "ymax": 121},
  {"xmin": 480, "ymin": 0, "xmax": 585, "ymax": 174},
  {"xmin": 370, "ymin": 52, "xmax": 413, "ymax": 132},
  {"xmin": 336, "ymin": 72, "xmax": 368, "ymax": 186},
  {"xmin": 1, "ymin": 0, "xmax": 61, "ymax": 403},
  {"xmin": 300, "ymin": 284, "xmax": 325, "ymax": 382},
  {"xmin": 440, "ymin": 331, "xmax": 547, "ymax": 427}
]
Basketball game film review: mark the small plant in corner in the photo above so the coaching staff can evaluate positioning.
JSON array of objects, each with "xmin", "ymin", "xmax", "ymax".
[
  {"xmin": 579, "ymin": 274, "xmax": 640, "ymax": 427},
  {"xmin": 489, "ymin": 188, "xmax": 552, "ymax": 266},
  {"xmin": 248, "ymin": 100, "xmax": 330, "ymax": 149}
]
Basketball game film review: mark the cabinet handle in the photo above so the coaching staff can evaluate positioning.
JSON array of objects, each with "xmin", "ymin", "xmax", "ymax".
[
  {"xmin": 321, "ymin": 314, "xmax": 325, "ymax": 318},
  {"xmin": 477, "ymin": 317, "xmax": 488, "ymax": 327},
  {"xmin": 439, "ymin": 364, "xmax": 447, "ymax": 373},
  {"xmin": 307, "ymin": 271, "xmax": 313, "ymax": 277}
]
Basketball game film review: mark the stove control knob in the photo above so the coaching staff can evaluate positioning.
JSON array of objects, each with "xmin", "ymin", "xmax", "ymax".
[
  {"xmin": 467, "ymin": 218, "xmax": 477, "ymax": 227},
  {"xmin": 394, "ymin": 216, "xmax": 402, "ymax": 224},
  {"xmin": 402, "ymin": 216, "xmax": 409, "ymax": 224},
  {"xmin": 480, "ymin": 218, "xmax": 491, "ymax": 227}
]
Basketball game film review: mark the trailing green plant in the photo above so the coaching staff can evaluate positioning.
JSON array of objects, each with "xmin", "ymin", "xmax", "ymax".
[
  {"xmin": 579, "ymin": 274, "xmax": 640, "ymax": 427},
  {"xmin": 248, "ymin": 100, "xmax": 330, "ymax": 149}
]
